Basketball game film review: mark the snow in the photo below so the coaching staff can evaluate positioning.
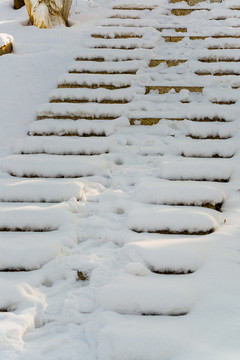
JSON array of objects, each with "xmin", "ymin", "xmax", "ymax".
[
  {"xmin": 1, "ymin": 0, "xmax": 240, "ymax": 358},
  {"xmin": 0, "ymin": 33, "xmax": 13, "ymax": 47}
]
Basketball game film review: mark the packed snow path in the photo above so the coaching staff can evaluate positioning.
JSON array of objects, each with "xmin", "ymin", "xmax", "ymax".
[{"xmin": 1, "ymin": 0, "xmax": 240, "ymax": 358}]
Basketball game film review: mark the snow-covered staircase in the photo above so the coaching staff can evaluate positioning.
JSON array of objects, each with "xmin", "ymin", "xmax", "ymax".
[{"xmin": 1, "ymin": 0, "xmax": 240, "ymax": 358}]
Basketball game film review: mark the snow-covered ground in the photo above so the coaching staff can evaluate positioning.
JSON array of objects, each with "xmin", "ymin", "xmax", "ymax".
[{"xmin": 1, "ymin": 0, "xmax": 240, "ymax": 359}]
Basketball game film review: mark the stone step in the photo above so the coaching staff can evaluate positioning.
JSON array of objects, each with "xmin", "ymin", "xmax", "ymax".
[
  {"xmin": 162, "ymin": 35, "xmax": 208, "ymax": 42},
  {"xmin": 99, "ymin": 276, "xmax": 194, "ymax": 315},
  {"xmin": 74, "ymin": 48, "xmax": 150, "ymax": 62},
  {"xmin": 188, "ymin": 134, "xmax": 232, "ymax": 139},
  {"xmin": 136, "ymin": 136, "xmax": 235, "ymax": 159},
  {"xmin": 149, "ymin": 59, "xmax": 187, "ymax": 67},
  {"xmin": 205, "ymin": 88, "xmax": 240, "ymax": 105},
  {"xmin": 182, "ymin": 121, "xmax": 235, "ymax": 139},
  {"xmin": 68, "ymin": 59, "xmax": 145, "ymax": 74},
  {"xmin": 1, "ymin": 154, "xmax": 111, "ymax": 178},
  {"xmin": 50, "ymin": 88, "xmax": 133, "ymax": 104},
  {"xmin": 195, "ymin": 70, "xmax": 240, "ymax": 76},
  {"xmin": 0, "ymin": 178, "xmax": 84, "ymax": 202},
  {"xmin": 57, "ymin": 73, "xmax": 135, "ymax": 90},
  {"xmin": 37, "ymin": 102, "xmax": 129, "ymax": 120},
  {"xmin": 206, "ymin": 40, "xmax": 240, "ymax": 49},
  {"xmin": 123, "ymin": 240, "xmax": 202, "ymax": 275},
  {"xmin": 161, "ymin": 35, "xmax": 240, "ymax": 43},
  {"xmin": 199, "ymin": 57, "xmax": 240, "ymax": 62},
  {"xmin": 128, "ymin": 204, "xmax": 222, "ymax": 235},
  {"xmin": 171, "ymin": 8, "xmax": 209, "ymax": 16},
  {"xmin": 90, "ymin": 38, "xmax": 154, "ymax": 50},
  {"xmin": 158, "ymin": 27, "xmax": 187, "ymax": 32},
  {"xmin": 193, "ymin": 60, "xmax": 240, "ymax": 74},
  {"xmin": 0, "ymin": 203, "xmax": 73, "ymax": 232},
  {"xmin": 28, "ymin": 118, "xmax": 129, "ymax": 136},
  {"xmin": 181, "ymin": 151, "xmax": 234, "ymax": 158},
  {"xmin": 0, "ymin": 231, "xmax": 65, "ymax": 270},
  {"xmin": 145, "ymin": 86, "xmax": 204, "ymax": 94},
  {"xmin": 159, "ymin": 158, "xmax": 232, "ymax": 182},
  {"xmin": 13, "ymin": 136, "xmax": 115, "ymax": 155},
  {"xmin": 133, "ymin": 180, "xmax": 225, "ymax": 210},
  {"xmin": 112, "ymin": 5, "xmax": 157, "ymax": 11},
  {"xmin": 100, "ymin": 18, "xmax": 158, "ymax": 27},
  {"xmin": 108, "ymin": 13, "xmax": 142, "ymax": 20},
  {"xmin": 91, "ymin": 33, "xmax": 142, "ymax": 39},
  {"xmin": 129, "ymin": 116, "xmax": 228, "ymax": 126},
  {"xmin": 170, "ymin": 0, "xmax": 211, "ymax": 4}
]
